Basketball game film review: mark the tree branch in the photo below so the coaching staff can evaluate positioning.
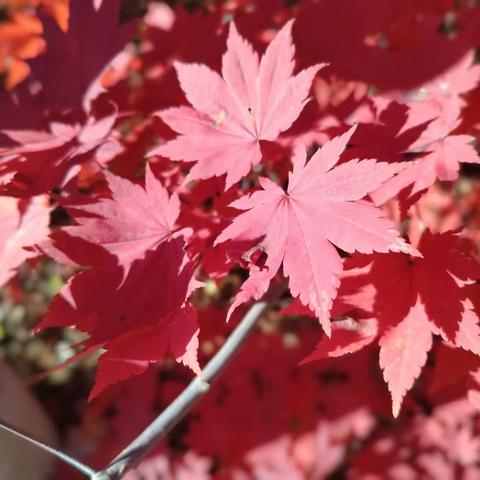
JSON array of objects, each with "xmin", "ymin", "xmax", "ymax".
[
  {"xmin": 95, "ymin": 300, "xmax": 268, "ymax": 479},
  {"xmin": 0, "ymin": 418, "xmax": 96, "ymax": 477},
  {"xmin": 0, "ymin": 300, "xmax": 270, "ymax": 480}
]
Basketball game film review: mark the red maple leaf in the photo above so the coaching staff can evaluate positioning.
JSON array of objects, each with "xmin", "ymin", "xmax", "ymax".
[
  {"xmin": 305, "ymin": 229, "xmax": 480, "ymax": 416},
  {"xmin": 38, "ymin": 166, "xmax": 200, "ymax": 397},
  {"xmin": 0, "ymin": 108, "xmax": 120, "ymax": 196}
]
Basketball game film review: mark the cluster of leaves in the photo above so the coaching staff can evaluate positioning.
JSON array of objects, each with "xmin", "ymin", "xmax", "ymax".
[{"xmin": 3, "ymin": 0, "xmax": 480, "ymax": 478}]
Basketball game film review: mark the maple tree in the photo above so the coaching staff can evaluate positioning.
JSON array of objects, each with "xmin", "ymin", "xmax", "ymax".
[{"xmin": 2, "ymin": 0, "xmax": 480, "ymax": 479}]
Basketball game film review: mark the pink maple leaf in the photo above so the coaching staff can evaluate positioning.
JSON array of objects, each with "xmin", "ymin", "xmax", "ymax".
[
  {"xmin": 62, "ymin": 165, "xmax": 188, "ymax": 275},
  {"xmin": 0, "ymin": 195, "xmax": 51, "ymax": 287},
  {"xmin": 152, "ymin": 20, "xmax": 324, "ymax": 188},
  {"xmin": 216, "ymin": 127, "xmax": 412, "ymax": 335}
]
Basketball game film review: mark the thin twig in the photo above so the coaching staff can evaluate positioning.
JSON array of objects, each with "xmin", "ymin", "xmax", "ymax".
[
  {"xmin": 0, "ymin": 418, "xmax": 96, "ymax": 477},
  {"xmin": 96, "ymin": 300, "xmax": 269, "ymax": 480}
]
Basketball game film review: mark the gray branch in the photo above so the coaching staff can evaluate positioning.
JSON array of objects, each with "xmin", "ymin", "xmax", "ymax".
[
  {"xmin": 0, "ymin": 418, "xmax": 96, "ymax": 477},
  {"xmin": 95, "ymin": 300, "xmax": 268, "ymax": 479},
  {"xmin": 0, "ymin": 300, "xmax": 269, "ymax": 480}
]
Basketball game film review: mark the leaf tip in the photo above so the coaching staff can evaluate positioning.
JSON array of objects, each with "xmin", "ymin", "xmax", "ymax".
[
  {"xmin": 392, "ymin": 398, "xmax": 402, "ymax": 418},
  {"xmin": 320, "ymin": 316, "xmax": 332, "ymax": 338},
  {"xmin": 299, "ymin": 351, "xmax": 316, "ymax": 366},
  {"xmin": 227, "ymin": 19, "xmax": 239, "ymax": 37},
  {"xmin": 283, "ymin": 18, "xmax": 295, "ymax": 32}
]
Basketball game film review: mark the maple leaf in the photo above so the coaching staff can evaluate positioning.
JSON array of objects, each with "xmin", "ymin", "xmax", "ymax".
[
  {"xmin": 375, "ymin": 229, "xmax": 480, "ymax": 342},
  {"xmin": 89, "ymin": 305, "xmax": 200, "ymax": 400},
  {"xmin": 216, "ymin": 127, "xmax": 412, "ymax": 335},
  {"xmin": 0, "ymin": 0, "xmax": 138, "ymax": 131},
  {"xmin": 0, "ymin": 109, "xmax": 120, "ymax": 196},
  {"xmin": 0, "ymin": 195, "xmax": 51, "ymax": 287},
  {"xmin": 304, "ymin": 229, "xmax": 480, "ymax": 416},
  {"xmin": 371, "ymin": 98, "xmax": 480, "ymax": 204},
  {"xmin": 38, "ymin": 167, "xmax": 200, "ymax": 397},
  {"xmin": 31, "ymin": 0, "xmax": 139, "ymax": 108},
  {"xmin": 61, "ymin": 165, "xmax": 186, "ymax": 274},
  {"xmin": 152, "ymin": 20, "xmax": 324, "ymax": 188}
]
